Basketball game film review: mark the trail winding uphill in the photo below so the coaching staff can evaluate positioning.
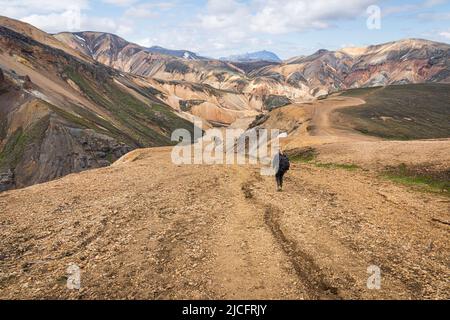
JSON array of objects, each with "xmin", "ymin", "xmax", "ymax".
[
  {"xmin": 260, "ymin": 94, "xmax": 450, "ymax": 174},
  {"xmin": 309, "ymin": 97, "xmax": 367, "ymax": 139},
  {"xmin": 0, "ymin": 146, "xmax": 448, "ymax": 299}
]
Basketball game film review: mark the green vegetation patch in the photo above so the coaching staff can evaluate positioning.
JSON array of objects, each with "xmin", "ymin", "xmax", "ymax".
[
  {"xmin": 179, "ymin": 99, "xmax": 205, "ymax": 112},
  {"xmin": 287, "ymin": 147, "xmax": 359, "ymax": 170},
  {"xmin": 382, "ymin": 163, "xmax": 449, "ymax": 196},
  {"xmin": 338, "ymin": 84, "xmax": 450, "ymax": 140},
  {"xmin": 340, "ymin": 86, "xmax": 383, "ymax": 98},
  {"xmin": 315, "ymin": 162, "xmax": 360, "ymax": 171},
  {"xmin": 0, "ymin": 115, "xmax": 50, "ymax": 170},
  {"xmin": 0, "ymin": 115, "xmax": 8, "ymax": 141},
  {"xmin": 264, "ymin": 95, "xmax": 291, "ymax": 111},
  {"xmin": 64, "ymin": 66, "xmax": 197, "ymax": 147},
  {"xmin": 286, "ymin": 147, "xmax": 317, "ymax": 163},
  {"xmin": 165, "ymin": 61, "xmax": 191, "ymax": 74},
  {"xmin": 248, "ymin": 114, "xmax": 270, "ymax": 129}
]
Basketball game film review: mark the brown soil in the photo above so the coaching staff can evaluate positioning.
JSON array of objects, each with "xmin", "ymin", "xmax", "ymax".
[
  {"xmin": 1, "ymin": 92, "xmax": 449, "ymax": 300},
  {"xmin": 262, "ymin": 97, "xmax": 450, "ymax": 172},
  {"xmin": 0, "ymin": 147, "xmax": 448, "ymax": 299}
]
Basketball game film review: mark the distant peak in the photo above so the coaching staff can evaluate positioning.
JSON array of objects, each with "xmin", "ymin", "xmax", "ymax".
[
  {"xmin": 315, "ymin": 49, "xmax": 329, "ymax": 55},
  {"xmin": 145, "ymin": 46, "xmax": 204, "ymax": 60},
  {"xmin": 220, "ymin": 50, "xmax": 281, "ymax": 63}
]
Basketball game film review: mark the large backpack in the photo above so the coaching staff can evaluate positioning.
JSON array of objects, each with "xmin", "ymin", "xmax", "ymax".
[{"xmin": 279, "ymin": 154, "xmax": 290, "ymax": 171}]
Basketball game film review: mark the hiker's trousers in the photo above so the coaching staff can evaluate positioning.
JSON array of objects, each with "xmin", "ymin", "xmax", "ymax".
[{"xmin": 275, "ymin": 170, "xmax": 286, "ymax": 188}]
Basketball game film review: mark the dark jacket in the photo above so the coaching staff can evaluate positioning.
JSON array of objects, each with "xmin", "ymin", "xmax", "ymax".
[{"xmin": 274, "ymin": 153, "xmax": 290, "ymax": 174}]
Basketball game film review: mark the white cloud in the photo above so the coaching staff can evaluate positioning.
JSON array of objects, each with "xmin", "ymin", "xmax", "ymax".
[
  {"xmin": 440, "ymin": 30, "xmax": 450, "ymax": 39},
  {"xmin": 418, "ymin": 12, "xmax": 450, "ymax": 20},
  {"xmin": 116, "ymin": 23, "xmax": 134, "ymax": 36},
  {"xmin": 383, "ymin": 0, "xmax": 449, "ymax": 16},
  {"xmin": 21, "ymin": 11, "xmax": 118, "ymax": 33},
  {"xmin": 102, "ymin": 0, "xmax": 138, "ymax": 7},
  {"xmin": 207, "ymin": 0, "xmax": 246, "ymax": 15},
  {"xmin": 198, "ymin": 0, "xmax": 375, "ymax": 35},
  {"xmin": 2, "ymin": 0, "xmax": 448, "ymax": 59},
  {"xmin": 125, "ymin": 2, "xmax": 175, "ymax": 18},
  {"xmin": 125, "ymin": 7, "xmax": 158, "ymax": 19},
  {"xmin": 0, "ymin": 0, "xmax": 89, "ymax": 17},
  {"xmin": 423, "ymin": 0, "xmax": 448, "ymax": 7},
  {"xmin": 1, "ymin": 0, "xmax": 135, "ymax": 36},
  {"xmin": 130, "ymin": 0, "xmax": 382, "ymax": 57},
  {"xmin": 0, "ymin": 0, "xmax": 90, "ymax": 31}
]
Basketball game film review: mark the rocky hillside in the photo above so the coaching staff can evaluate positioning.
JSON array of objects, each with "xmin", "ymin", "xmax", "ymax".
[
  {"xmin": 55, "ymin": 31, "xmax": 275, "ymax": 123},
  {"xmin": 55, "ymin": 31, "xmax": 313, "ymax": 106},
  {"xmin": 254, "ymin": 39, "xmax": 450, "ymax": 97},
  {"xmin": 54, "ymin": 31, "xmax": 245, "ymax": 88},
  {"xmin": 0, "ymin": 20, "xmax": 197, "ymax": 192},
  {"xmin": 57, "ymin": 31, "xmax": 450, "ymax": 106},
  {"xmin": 337, "ymin": 83, "xmax": 450, "ymax": 140}
]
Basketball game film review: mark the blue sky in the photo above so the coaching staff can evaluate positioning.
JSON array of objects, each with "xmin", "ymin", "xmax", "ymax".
[{"xmin": 1, "ymin": 0, "xmax": 449, "ymax": 59}]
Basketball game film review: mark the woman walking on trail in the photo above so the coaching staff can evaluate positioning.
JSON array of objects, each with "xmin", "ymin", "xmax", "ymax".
[{"xmin": 273, "ymin": 150, "xmax": 290, "ymax": 191}]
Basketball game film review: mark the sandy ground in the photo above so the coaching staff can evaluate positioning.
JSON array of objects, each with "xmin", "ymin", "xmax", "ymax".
[
  {"xmin": 264, "ymin": 97, "xmax": 450, "ymax": 171},
  {"xmin": 0, "ymin": 95, "xmax": 448, "ymax": 300},
  {"xmin": 314, "ymin": 139, "xmax": 450, "ymax": 171},
  {"xmin": 0, "ymin": 147, "xmax": 448, "ymax": 299},
  {"xmin": 277, "ymin": 97, "xmax": 380, "ymax": 149}
]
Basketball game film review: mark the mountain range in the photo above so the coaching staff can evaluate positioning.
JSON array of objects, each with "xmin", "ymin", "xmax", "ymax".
[
  {"xmin": 0, "ymin": 16, "xmax": 197, "ymax": 191},
  {"xmin": 0, "ymin": 15, "xmax": 449, "ymax": 191}
]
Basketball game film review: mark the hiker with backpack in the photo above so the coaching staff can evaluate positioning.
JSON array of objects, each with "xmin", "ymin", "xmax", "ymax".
[{"xmin": 273, "ymin": 150, "xmax": 290, "ymax": 192}]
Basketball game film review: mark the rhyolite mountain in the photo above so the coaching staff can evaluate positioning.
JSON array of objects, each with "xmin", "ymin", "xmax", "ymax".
[
  {"xmin": 54, "ymin": 31, "xmax": 296, "ymax": 123},
  {"xmin": 1, "ymin": 15, "xmax": 450, "ymax": 191},
  {"xmin": 253, "ymin": 39, "xmax": 450, "ymax": 97},
  {"xmin": 57, "ymin": 31, "xmax": 450, "ymax": 102},
  {"xmin": 0, "ymin": 17, "xmax": 198, "ymax": 191}
]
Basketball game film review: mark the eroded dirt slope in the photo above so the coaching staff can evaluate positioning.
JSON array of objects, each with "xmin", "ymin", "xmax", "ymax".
[
  {"xmin": 253, "ymin": 94, "xmax": 450, "ymax": 173},
  {"xmin": 0, "ymin": 147, "xmax": 448, "ymax": 299}
]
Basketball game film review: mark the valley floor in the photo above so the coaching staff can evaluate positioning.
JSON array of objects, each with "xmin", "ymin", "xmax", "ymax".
[{"xmin": 0, "ymin": 147, "xmax": 448, "ymax": 299}]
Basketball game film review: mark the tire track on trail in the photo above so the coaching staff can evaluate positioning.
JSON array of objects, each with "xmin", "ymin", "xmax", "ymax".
[
  {"xmin": 239, "ymin": 171, "xmax": 342, "ymax": 300},
  {"xmin": 209, "ymin": 166, "xmax": 307, "ymax": 299},
  {"xmin": 263, "ymin": 204, "xmax": 341, "ymax": 299}
]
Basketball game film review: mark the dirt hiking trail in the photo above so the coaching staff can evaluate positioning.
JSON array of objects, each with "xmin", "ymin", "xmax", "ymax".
[
  {"xmin": 0, "ymin": 146, "xmax": 448, "ymax": 299},
  {"xmin": 1, "ymin": 95, "xmax": 449, "ymax": 299}
]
